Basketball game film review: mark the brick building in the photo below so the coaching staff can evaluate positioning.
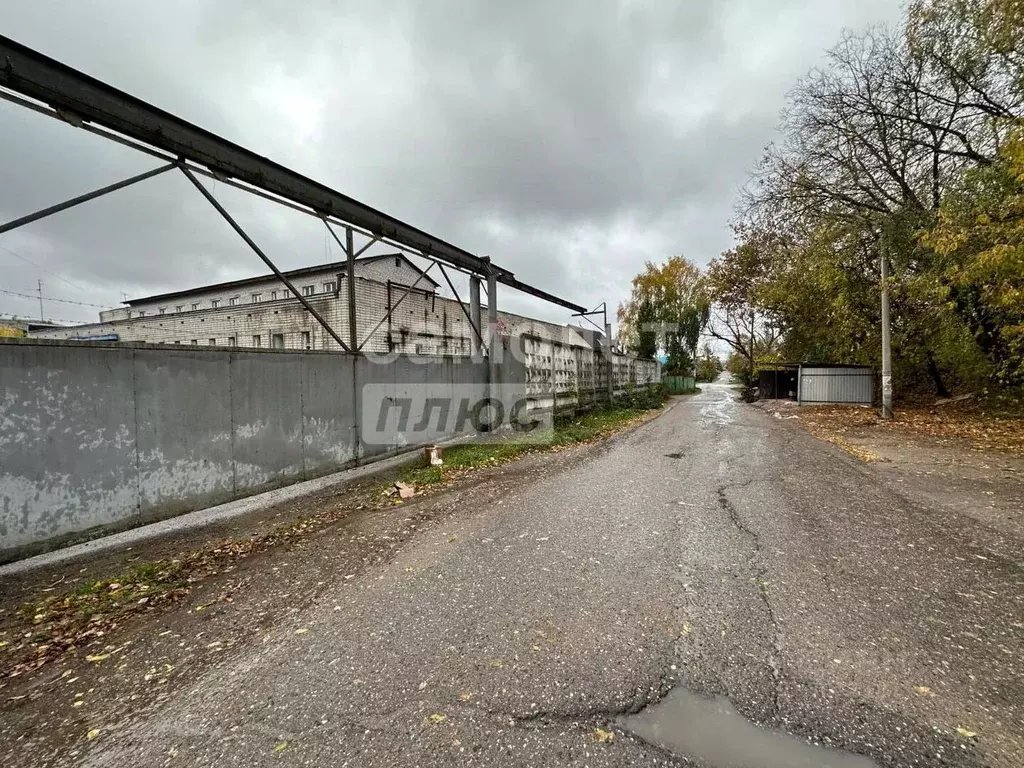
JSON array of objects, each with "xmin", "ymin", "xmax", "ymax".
[{"xmin": 29, "ymin": 256, "xmax": 663, "ymax": 402}]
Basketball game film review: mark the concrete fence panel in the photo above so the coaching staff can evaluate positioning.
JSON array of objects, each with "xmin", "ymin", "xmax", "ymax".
[
  {"xmin": 230, "ymin": 352, "xmax": 306, "ymax": 494},
  {"xmin": 301, "ymin": 354, "xmax": 357, "ymax": 477},
  {"xmin": 0, "ymin": 337, "xmax": 640, "ymax": 562},
  {"xmin": 134, "ymin": 348, "xmax": 234, "ymax": 524},
  {"xmin": 0, "ymin": 343, "xmax": 139, "ymax": 556}
]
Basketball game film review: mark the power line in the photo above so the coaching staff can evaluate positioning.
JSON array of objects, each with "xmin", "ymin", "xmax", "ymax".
[
  {"xmin": 0, "ymin": 241, "xmax": 88, "ymax": 292},
  {"xmin": 0, "ymin": 287, "xmax": 111, "ymax": 309},
  {"xmin": 0, "ymin": 311, "xmax": 87, "ymax": 326}
]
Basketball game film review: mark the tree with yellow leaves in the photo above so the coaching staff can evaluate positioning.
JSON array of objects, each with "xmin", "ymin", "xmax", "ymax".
[{"xmin": 617, "ymin": 256, "xmax": 708, "ymax": 375}]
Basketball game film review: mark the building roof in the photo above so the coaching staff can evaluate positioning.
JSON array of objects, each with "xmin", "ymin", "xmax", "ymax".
[{"xmin": 125, "ymin": 253, "xmax": 439, "ymax": 306}]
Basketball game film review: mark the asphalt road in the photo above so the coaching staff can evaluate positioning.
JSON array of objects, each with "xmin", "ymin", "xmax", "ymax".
[{"xmin": 81, "ymin": 382, "xmax": 1022, "ymax": 767}]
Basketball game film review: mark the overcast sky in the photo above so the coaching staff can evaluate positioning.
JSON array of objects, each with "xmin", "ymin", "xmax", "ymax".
[{"xmin": 1, "ymin": 0, "xmax": 902, "ymax": 328}]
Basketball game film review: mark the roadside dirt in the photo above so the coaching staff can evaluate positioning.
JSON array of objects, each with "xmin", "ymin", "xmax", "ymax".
[
  {"xmin": 754, "ymin": 399, "xmax": 1024, "ymax": 543},
  {"xmin": 0, "ymin": 415, "xmax": 656, "ymax": 767}
]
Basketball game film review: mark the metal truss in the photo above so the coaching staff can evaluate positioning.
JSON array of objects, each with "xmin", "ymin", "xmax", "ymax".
[{"xmin": 0, "ymin": 33, "xmax": 587, "ymax": 357}]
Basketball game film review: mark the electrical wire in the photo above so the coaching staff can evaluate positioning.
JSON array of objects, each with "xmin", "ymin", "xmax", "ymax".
[
  {"xmin": 0, "ymin": 287, "xmax": 112, "ymax": 308},
  {"xmin": 0, "ymin": 312, "xmax": 91, "ymax": 325},
  {"xmin": 0, "ymin": 242, "xmax": 88, "ymax": 292}
]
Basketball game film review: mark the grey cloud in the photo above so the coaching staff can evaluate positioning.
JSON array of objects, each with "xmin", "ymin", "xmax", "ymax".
[{"xmin": 1, "ymin": 0, "xmax": 904, "ymax": 326}]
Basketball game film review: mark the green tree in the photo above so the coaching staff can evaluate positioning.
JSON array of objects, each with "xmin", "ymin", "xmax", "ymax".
[
  {"xmin": 704, "ymin": 234, "xmax": 783, "ymax": 385},
  {"xmin": 695, "ymin": 343, "xmax": 724, "ymax": 382},
  {"xmin": 735, "ymin": 1, "xmax": 1024, "ymax": 396},
  {"xmin": 921, "ymin": 128, "xmax": 1024, "ymax": 383}
]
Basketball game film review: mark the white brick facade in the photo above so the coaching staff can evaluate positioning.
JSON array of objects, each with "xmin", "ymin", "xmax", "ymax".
[
  {"xmin": 32, "ymin": 268, "xmax": 660, "ymax": 396},
  {"xmin": 99, "ymin": 254, "xmax": 436, "ymax": 323}
]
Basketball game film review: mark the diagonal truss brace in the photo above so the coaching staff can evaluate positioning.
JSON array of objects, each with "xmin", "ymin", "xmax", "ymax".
[
  {"xmin": 0, "ymin": 162, "xmax": 176, "ymax": 236},
  {"xmin": 355, "ymin": 263, "xmax": 438, "ymax": 352},
  {"xmin": 180, "ymin": 165, "xmax": 353, "ymax": 354},
  {"xmin": 436, "ymin": 263, "xmax": 484, "ymax": 352}
]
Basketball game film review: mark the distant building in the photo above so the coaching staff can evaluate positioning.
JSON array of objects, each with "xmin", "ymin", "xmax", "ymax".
[
  {"xmin": 28, "ymin": 253, "xmax": 594, "ymax": 359},
  {"xmin": 1, "ymin": 318, "xmax": 66, "ymax": 337},
  {"xmin": 97, "ymin": 253, "xmax": 437, "ymax": 323}
]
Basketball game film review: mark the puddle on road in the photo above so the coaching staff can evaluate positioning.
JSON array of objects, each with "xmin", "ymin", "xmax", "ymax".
[{"xmin": 620, "ymin": 687, "xmax": 878, "ymax": 768}]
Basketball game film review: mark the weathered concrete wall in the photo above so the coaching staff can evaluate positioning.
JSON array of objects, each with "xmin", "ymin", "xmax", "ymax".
[
  {"xmin": 0, "ymin": 343, "xmax": 139, "ymax": 558},
  {"xmin": 0, "ymin": 339, "xmax": 516, "ymax": 562}
]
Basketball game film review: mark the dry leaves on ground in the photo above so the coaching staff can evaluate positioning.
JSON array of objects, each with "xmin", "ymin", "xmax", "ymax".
[{"xmin": 768, "ymin": 401, "xmax": 1024, "ymax": 459}]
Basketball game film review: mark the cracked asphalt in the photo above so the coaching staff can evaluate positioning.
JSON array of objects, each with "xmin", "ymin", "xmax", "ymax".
[{"xmin": 75, "ymin": 381, "xmax": 1022, "ymax": 767}]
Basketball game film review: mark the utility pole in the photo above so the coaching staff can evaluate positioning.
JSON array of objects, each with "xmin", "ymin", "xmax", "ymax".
[
  {"xmin": 37, "ymin": 279, "xmax": 44, "ymax": 320},
  {"xmin": 880, "ymin": 245, "xmax": 893, "ymax": 419}
]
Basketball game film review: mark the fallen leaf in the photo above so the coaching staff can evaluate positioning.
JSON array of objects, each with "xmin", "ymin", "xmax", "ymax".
[
  {"xmin": 394, "ymin": 481, "xmax": 416, "ymax": 500},
  {"xmin": 914, "ymin": 686, "xmax": 931, "ymax": 695},
  {"xmin": 85, "ymin": 654, "xmax": 109, "ymax": 663},
  {"xmin": 294, "ymin": 628, "xmax": 309, "ymax": 635},
  {"xmin": 428, "ymin": 713, "xmax": 447, "ymax": 725},
  {"xmin": 955, "ymin": 727, "xmax": 978, "ymax": 740},
  {"xmin": 274, "ymin": 740, "xmax": 288, "ymax": 752},
  {"xmin": 86, "ymin": 728, "xmax": 101, "ymax": 741},
  {"xmin": 593, "ymin": 727, "xmax": 615, "ymax": 743},
  {"xmin": 458, "ymin": 692, "xmax": 474, "ymax": 702}
]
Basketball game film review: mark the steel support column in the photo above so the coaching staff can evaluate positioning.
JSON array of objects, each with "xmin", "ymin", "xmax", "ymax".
[
  {"xmin": 180, "ymin": 166, "xmax": 352, "ymax": 353},
  {"xmin": 605, "ymin": 322, "xmax": 615, "ymax": 404},
  {"xmin": 469, "ymin": 277, "xmax": 482, "ymax": 361},
  {"xmin": 346, "ymin": 226, "xmax": 361, "ymax": 463},
  {"xmin": 486, "ymin": 261, "xmax": 499, "ymax": 428},
  {"xmin": 346, "ymin": 227, "xmax": 358, "ymax": 353}
]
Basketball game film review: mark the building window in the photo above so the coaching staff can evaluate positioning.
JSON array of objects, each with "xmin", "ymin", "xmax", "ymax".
[
  {"xmin": 159, "ymin": 307, "xmax": 166, "ymax": 315},
  {"xmin": 208, "ymin": 338, "xmax": 216, "ymax": 345},
  {"xmin": 271, "ymin": 333, "xmax": 285, "ymax": 349},
  {"xmin": 302, "ymin": 285, "xmax": 315, "ymax": 296},
  {"xmin": 251, "ymin": 293, "xmax": 262, "ymax": 304},
  {"xmin": 228, "ymin": 336, "xmax": 236, "ymax": 346},
  {"xmin": 138, "ymin": 310, "xmax": 146, "ymax": 317},
  {"xmin": 271, "ymin": 290, "xmax": 278, "ymax": 300},
  {"xmin": 176, "ymin": 305, "xmax": 183, "ymax": 313},
  {"xmin": 191, "ymin": 339, "xmax": 198, "ymax": 345},
  {"xmin": 174, "ymin": 340, "xmax": 181, "ymax": 344},
  {"xmin": 211, "ymin": 299, "xmax": 220, "ymax": 308},
  {"xmin": 229, "ymin": 297, "xmax": 238, "ymax": 306},
  {"xmin": 395, "ymin": 256, "xmax": 401, "ymax": 267},
  {"xmin": 301, "ymin": 331, "xmax": 311, "ymax": 349},
  {"xmin": 323, "ymin": 281, "xmax": 336, "ymax": 293},
  {"xmin": 191, "ymin": 303, "xmax": 200, "ymax": 311},
  {"xmin": 252, "ymin": 334, "xmax": 262, "ymax": 347}
]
